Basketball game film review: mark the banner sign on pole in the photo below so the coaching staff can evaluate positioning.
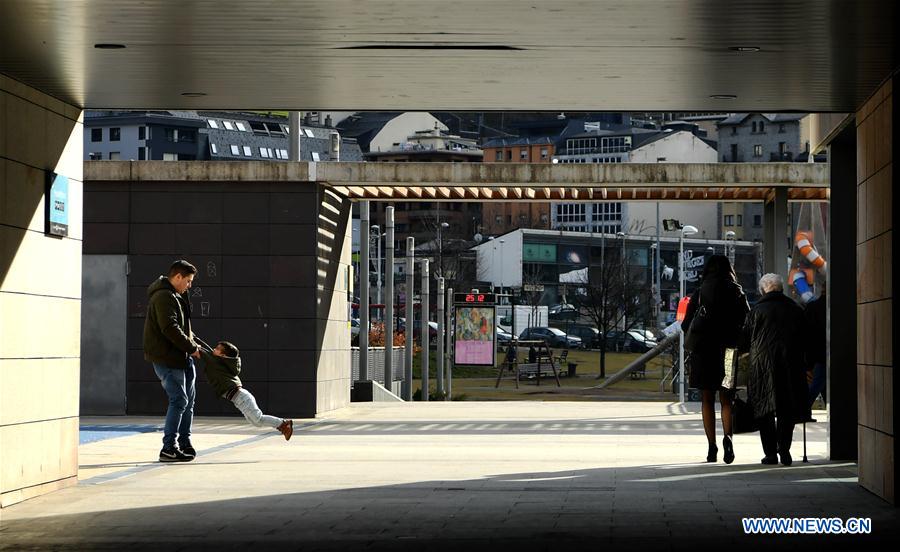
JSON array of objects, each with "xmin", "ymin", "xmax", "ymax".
[{"xmin": 453, "ymin": 306, "xmax": 496, "ymax": 366}]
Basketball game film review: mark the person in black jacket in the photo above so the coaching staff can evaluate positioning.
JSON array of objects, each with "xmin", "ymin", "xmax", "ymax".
[
  {"xmin": 143, "ymin": 260, "xmax": 200, "ymax": 463},
  {"xmin": 681, "ymin": 255, "xmax": 750, "ymax": 464},
  {"xmin": 804, "ymin": 282, "xmax": 827, "ymax": 408},
  {"xmin": 739, "ymin": 273, "xmax": 811, "ymax": 466}
]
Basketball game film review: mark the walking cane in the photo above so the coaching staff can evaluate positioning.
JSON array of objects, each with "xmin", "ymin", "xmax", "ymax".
[{"xmin": 802, "ymin": 422, "xmax": 808, "ymax": 463}]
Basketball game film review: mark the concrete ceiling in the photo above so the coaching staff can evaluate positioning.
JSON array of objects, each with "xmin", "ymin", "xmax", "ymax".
[{"xmin": 1, "ymin": 1, "xmax": 896, "ymax": 112}]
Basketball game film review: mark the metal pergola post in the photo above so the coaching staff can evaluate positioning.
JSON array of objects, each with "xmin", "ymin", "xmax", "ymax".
[
  {"xmin": 384, "ymin": 207, "xmax": 395, "ymax": 391},
  {"xmin": 404, "ymin": 237, "xmax": 415, "ymax": 400},
  {"xmin": 420, "ymin": 259, "xmax": 430, "ymax": 401},
  {"xmin": 359, "ymin": 201, "xmax": 370, "ymax": 381}
]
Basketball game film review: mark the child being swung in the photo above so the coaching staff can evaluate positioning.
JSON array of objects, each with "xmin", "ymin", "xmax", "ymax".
[{"xmin": 197, "ymin": 338, "xmax": 293, "ymax": 440}]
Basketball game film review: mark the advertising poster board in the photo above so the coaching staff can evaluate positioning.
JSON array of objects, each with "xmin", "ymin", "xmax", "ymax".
[
  {"xmin": 453, "ymin": 306, "xmax": 496, "ymax": 366},
  {"xmin": 45, "ymin": 172, "xmax": 68, "ymax": 237}
]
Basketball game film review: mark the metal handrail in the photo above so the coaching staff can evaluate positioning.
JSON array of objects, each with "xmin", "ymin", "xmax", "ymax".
[{"xmin": 586, "ymin": 332, "xmax": 679, "ymax": 389}]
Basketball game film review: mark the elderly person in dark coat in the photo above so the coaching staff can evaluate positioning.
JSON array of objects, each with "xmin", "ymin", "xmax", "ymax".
[{"xmin": 739, "ymin": 273, "xmax": 811, "ymax": 466}]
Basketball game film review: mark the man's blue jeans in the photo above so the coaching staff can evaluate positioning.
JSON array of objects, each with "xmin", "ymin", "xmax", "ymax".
[{"xmin": 153, "ymin": 360, "xmax": 196, "ymax": 449}]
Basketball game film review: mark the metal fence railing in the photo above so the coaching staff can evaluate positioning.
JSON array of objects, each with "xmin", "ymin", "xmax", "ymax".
[{"xmin": 351, "ymin": 347, "xmax": 405, "ymax": 384}]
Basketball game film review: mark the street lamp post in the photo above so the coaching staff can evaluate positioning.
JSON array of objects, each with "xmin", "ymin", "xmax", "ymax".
[
  {"xmin": 725, "ymin": 230, "xmax": 736, "ymax": 266},
  {"xmin": 498, "ymin": 239, "xmax": 506, "ymax": 298},
  {"xmin": 437, "ymin": 221, "xmax": 449, "ymax": 279},
  {"xmin": 616, "ymin": 231, "xmax": 626, "ymax": 330},
  {"xmin": 678, "ymin": 224, "xmax": 698, "ymax": 405},
  {"xmin": 371, "ymin": 225, "xmax": 382, "ymax": 313}
]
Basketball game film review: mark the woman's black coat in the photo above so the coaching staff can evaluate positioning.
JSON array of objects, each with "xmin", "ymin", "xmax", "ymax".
[
  {"xmin": 739, "ymin": 290, "xmax": 811, "ymax": 422},
  {"xmin": 681, "ymin": 276, "xmax": 749, "ymax": 390}
]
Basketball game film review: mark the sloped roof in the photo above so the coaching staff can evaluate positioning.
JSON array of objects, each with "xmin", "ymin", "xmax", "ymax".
[{"xmin": 718, "ymin": 113, "xmax": 806, "ymax": 126}]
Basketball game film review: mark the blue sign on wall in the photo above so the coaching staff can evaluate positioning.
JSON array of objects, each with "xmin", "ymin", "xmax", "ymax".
[{"xmin": 46, "ymin": 172, "xmax": 69, "ymax": 237}]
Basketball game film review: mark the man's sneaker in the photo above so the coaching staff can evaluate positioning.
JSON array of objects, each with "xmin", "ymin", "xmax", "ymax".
[
  {"xmin": 277, "ymin": 419, "xmax": 294, "ymax": 441},
  {"xmin": 179, "ymin": 443, "xmax": 197, "ymax": 459},
  {"xmin": 159, "ymin": 446, "xmax": 192, "ymax": 463}
]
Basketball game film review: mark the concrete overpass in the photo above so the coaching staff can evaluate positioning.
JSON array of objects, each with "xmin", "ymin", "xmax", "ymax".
[{"xmin": 0, "ymin": 0, "xmax": 896, "ymax": 521}]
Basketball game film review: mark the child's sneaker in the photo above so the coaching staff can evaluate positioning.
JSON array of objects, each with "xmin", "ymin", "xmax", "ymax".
[{"xmin": 277, "ymin": 419, "xmax": 293, "ymax": 441}]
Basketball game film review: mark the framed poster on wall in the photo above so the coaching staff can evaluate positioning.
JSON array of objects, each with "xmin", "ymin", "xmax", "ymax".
[
  {"xmin": 45, "ymin": 171, "xmax": 69, "ymax": 237},
  {"xmin": 453, "ymin": 305, "xmax": 496, "ymax": 366}
]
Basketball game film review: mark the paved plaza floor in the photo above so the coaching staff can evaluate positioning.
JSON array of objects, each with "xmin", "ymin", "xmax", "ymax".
[{"xmin": 1, "ymin": 401, "xmax": 896, "ymax": 551}]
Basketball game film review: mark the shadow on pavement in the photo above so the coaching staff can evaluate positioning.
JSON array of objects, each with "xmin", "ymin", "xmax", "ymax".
[{"xmin": 2, "ymin": 461, "xmax": 895, "ymax": 551}]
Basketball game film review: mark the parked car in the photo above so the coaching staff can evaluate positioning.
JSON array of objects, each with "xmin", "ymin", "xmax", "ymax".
[
  {"xmin": 496, "ymin": 326, "xmax": 514, "ymax": 344},
  {"xmin": 519, "ymin": 327, "xmax": 581, "ymax": 349},
  {"xmin": 604, "ymin": 329, "xmax": 658, "ymax": 353},
  {"xmin": 398, "ymin": 317, "xmax": 438, "ymax": 342},
  {"xmin": 563, "ymin": 325, "xmax": 600, "ymax": 349},
  {"xmin": 548, "ymin": 303, "xmax": 578, "ymax": 321}
]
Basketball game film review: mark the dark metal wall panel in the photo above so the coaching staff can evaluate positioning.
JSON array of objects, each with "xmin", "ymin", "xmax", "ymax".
[{"xmin": 84, "ymin": 181, "xmax": 329, "ymax": 417}]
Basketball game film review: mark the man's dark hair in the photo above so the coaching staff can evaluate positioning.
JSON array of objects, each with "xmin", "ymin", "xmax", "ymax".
[
  {"xmin": 168, "ymin": 260, "xmax": 198, "ymax": 278},
  {"xmin": 217, "ymin": 341, "xmax": 240, "ymax": 357}
]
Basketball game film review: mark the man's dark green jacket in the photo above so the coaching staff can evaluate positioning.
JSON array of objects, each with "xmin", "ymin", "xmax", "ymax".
[
  {"xmin": 143, "ymin": 276, "xmax": 197, "ymax": 369},
  {"xmin": 199, "ymin": 349, "xmax": 242, "ymax": 397}
]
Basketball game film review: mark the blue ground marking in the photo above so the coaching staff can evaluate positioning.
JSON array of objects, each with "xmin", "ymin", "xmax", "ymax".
[{"xmin": 79, "ymin": 424, "xmax": 160, "ymax": 445}]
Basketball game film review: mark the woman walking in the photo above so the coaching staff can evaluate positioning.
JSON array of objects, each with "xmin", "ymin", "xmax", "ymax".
[{"xmin": 681, "ymin": 255, "xmax": 750, "ymax": 463}]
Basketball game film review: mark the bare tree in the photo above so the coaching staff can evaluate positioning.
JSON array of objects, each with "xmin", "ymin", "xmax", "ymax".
[{"xmin": 574, "ymin": 249, "xmax": 653, "ymax": 378}]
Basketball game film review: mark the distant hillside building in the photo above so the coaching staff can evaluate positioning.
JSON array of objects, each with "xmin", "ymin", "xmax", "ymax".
[{"xmin": 84, "ymin": 110, "xmax": 363, "ymax": 162}]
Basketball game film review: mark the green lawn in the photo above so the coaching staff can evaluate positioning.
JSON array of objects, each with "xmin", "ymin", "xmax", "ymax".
[{"xmin": 409, "ymin": 347, "xmax": 678, "ymax": 402}]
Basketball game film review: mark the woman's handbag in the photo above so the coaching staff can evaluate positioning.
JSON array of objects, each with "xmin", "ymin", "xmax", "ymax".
[
  {"xmin": 684, "ymin": 295, "xmax": 709, "ymax": 352},
  {"xmin": 731, "ymin": 388, "xmax": 759, "ymax": 434}
]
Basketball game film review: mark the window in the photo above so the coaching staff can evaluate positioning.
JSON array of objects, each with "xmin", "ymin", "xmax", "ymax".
[
  {"xmin": 279, "ymin": 149, "xmax": 288, "ymax": 159},
  {"xmin": 737, "ymin": 214, "xmax": 743, "ymax": 227},
  {"xmin": 91, "ymin": 128, "xmax": 102, "ymax": 142},
  {"xmin": 230, "ymin": 145, "xmax": 240, "ymax": 156},
  {"xmin": 259, "ymin": 147, "xmax": 270, "ymax": 158},
  {"xmin": 89, "ymin": 152, "xmax": 102, "ymax": 160},
  {"xmin": 753, "ymin": 145, "xmax": 763, "ymax": 157},
  {"xmin": 265, "ymin": 123, "xmax": 284, "ymax": 136},
  {"xmin": 109, "ymin": 127, "xmax": 121, "ymax": 141},
  {"xmin": 540, "ymin": 148, "xmax": 548, "ymax": 160},
  {"xmin": 724, "ymin": 215, "xmax": 734, "ymax": 226},
  {"xmin": 495, "ymin": 150, "xmax": 503, "ymax": 161},
  {"xmin": 138, "ymin": 147, "xmax": 146, "ymax": 160},
  {"xmin": 311, "ymin": 151, "xmax": 321, "ymax": 161},
  {"xmin": 556, "ymin": 203, "xmax": 587, "ymax": 223},
  {"xmin": 138, "ymin": 126, "xmax": 146, "ymax": 140},
  {"xmin": 656, "ymin": 157, "xmax": 667, "ymax": 162},
  {"xmin": 162, "ymin": 152, "xmax": 177, "ymax": 161},
  {"xmin": 208, "ymin": 120, "xmax": 219, "ymax": 129},
  {"xmin": 165, "ymin": 128, "xmax": 176, "ymax": 142},
  {"xmin": 223, "ymin": 121, "xmax": 235, "ymax": 130},
  {"xmin": 305, "ymin": 129, "xmax": 315, "ymax": 138},
  {"xmin": 778, "ymin": 142, "xmax": 787, "ymax": 154},
  {"xmin": 236, "ymin": 122, "xmax": 247, "ymax": 131},
  {"xmin": 751, "ymin": 122, "xmax": 757, "ymax": 132},
  {"xmin": 753, "ymin": 214, "xmax": 762, "ymax": 227},
  {"xmin": 520, "ymin": 148, "xmax": 528, "ymax": 160},
  {"xmin": 108, "ymin": 151, "xmax": 120, "ymax": 160},
  {"xmin": 506, "ymin": 150, "xmax": 512, "ymax": 161},
  {"xmin": 759, "ymin": 121, "xmax": 765, "ymax": 132},
  {"xmin": 210, "ymin": 143, "xmax": 218, "ymax": 154},
  {"xmin": 731, "ymin": 126, "xmax": 737, "ymax": 136},
  {"xmin": 242, "ymin": 146, "xmax": 252, "ymax": 156},
  {"xmin": 180, "ymin": 130, "xmax": 196, "ymax": 143}
]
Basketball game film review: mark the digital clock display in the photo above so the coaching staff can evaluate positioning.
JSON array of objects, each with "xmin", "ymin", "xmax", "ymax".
[{"xmin": 454, "ymin": 292, "xmax": 495, "ymax": 305}]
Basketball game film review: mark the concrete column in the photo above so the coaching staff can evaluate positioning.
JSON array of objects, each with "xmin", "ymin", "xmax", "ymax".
[
  {"xmin": 420, "ymin": 259, "xmax": 430, "ymax": 401},
  {"xmin": 763, "ymin": 199, "xmax": 775, "ymax": 274},
  {"xmin": 827, "ymin": 125, "xmax": 858, "ymax": 461},
  {"xmin": 855, "ymin": 77, "xmax": 896, "ymax": 503},
  {"xmin": 436, "ymin": 277, "xmax": 445, "ymax": 396},
  {"xmin": 359, "ymin": 201, "xmax": 370, "ymax": 381},
  {"xmin": 384, "ymin": 207, "xmax": 395, "ymax": 389},
  {"xmin": 0, "ymin": 75, "xmax": 83, "ymax": 506},
  {"xmin": 763, "ymin": 189, "xmax": 789, "ymax": 281},
  {"xmin": 289, "ymin": 112, "xmax": 301, "ymax": 161},
  {"xmin": 404, "ymin": 237, "xmax": 415, "ymax": 400}
]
